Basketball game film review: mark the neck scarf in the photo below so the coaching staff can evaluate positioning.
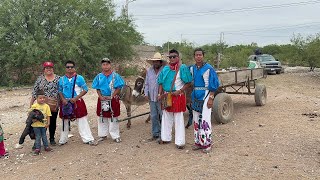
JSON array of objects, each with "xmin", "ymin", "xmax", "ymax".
[{"xmin": 169, "ymin": 63, "xmax": 179, "ymax": 70}]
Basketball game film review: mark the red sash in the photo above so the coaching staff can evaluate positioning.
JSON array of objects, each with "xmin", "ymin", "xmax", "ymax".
[
  {"xmin": 59, "ymin": 98, "xmax": 88, "ymax": 119},
  {"xmin": 96, "ymin": 96, "xmax": 120, "ymax": 118},
  {"xmin": 164, "ymin": 93, "xmax": 186, "ymax": 112}
]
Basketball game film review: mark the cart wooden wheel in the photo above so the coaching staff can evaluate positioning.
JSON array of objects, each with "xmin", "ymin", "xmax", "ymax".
[
  {"xmin": 212, "ymin": 93, "xmax": 234, "ymax": 124},
  {"xmin": 255, "ymin": 84, "xmax": 267, "ymax": 106}
]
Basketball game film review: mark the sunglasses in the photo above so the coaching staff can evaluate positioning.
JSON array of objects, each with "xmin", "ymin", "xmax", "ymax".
[
  {"xmin": 168, "ymin": 55, "xmax": 178, "ymax": 59},
  {"xmin": 65, "ymin": 66, "xmax": 74, "ymax": 69}
]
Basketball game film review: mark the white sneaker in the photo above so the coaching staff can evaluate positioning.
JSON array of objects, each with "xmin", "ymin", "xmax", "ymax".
[{"xmin": 15, "ymin": 144, "xmax": 23, "ymax": 149}]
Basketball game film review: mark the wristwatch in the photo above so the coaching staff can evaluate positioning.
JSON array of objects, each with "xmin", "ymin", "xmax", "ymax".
[{"xmin": 209, "ymin": 94, "xmax": 214, "ymax": 99}]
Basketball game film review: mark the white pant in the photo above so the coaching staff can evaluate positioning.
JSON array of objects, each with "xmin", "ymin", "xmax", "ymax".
[
  {"xmin": 97, "ymin": 117, "xmax": 120, "ymax": 140},
  {"xmin": 161, "ymin": 110, "xmax": 185, "ymax": 146},
  {"xmin": 59, "ymin": 116, "xmax": 94, "ymax": 144}
]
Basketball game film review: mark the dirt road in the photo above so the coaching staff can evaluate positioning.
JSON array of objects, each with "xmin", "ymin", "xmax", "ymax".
[{"xmin": 0, "ymin": 68, "xmax": 320, "ymax": 179}]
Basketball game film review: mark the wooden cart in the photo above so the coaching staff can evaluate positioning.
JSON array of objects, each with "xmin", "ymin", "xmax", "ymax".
[{"xmin": 213, "ymin": 68, "xmax": 267, "ymax": 124}]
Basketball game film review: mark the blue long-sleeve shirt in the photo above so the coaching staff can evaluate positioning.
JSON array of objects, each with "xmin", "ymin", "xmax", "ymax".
[{"xmin": 190, "ymin": 63, "xmax": 220, "ymax": 100}]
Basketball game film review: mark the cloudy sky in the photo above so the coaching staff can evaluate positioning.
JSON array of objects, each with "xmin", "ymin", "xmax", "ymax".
[{"xmin": 113, "ymin": 0, "xmax": 320, "ymax": 46}]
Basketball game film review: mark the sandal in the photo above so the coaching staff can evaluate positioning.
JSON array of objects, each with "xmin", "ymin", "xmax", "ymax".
[
  {"xmin": 192, "ymin": 145, "xmax": 202, "ymax": 151},
  {"xmin": 202, "ymin": 146, "xmax": 212, "ymax": 153}
]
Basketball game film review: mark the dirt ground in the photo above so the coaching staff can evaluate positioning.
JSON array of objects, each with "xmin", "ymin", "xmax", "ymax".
[{"xmin": 0, "ymin": 67, "xmax": 320, "ymax": 179}]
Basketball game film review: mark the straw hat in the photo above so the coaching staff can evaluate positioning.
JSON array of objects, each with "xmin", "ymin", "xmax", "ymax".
[{"xmin": 146, "ymin": 52, "xmax": 166, "ymax": 64}]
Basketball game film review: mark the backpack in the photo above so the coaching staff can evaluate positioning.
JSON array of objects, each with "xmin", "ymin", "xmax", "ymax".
[{"xmin": 62, "ymin": 101, "xmax": 75, "ymax": 119}]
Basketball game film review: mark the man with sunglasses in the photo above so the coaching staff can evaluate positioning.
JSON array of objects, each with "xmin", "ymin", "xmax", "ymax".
[
  {"xmin": 190, "ymin": 48, "xmax": 219, "ymax": 153},
  {"xmin": 58, "ymin": 60, "xmax": 97, "ymax": 146},
  {"xmin": 157, "ymin": 49, "xmax": 192, "ymax": 150}
]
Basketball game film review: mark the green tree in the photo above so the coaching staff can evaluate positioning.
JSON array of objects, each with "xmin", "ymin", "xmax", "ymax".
[
  {"xmin": 0, "ymin": 0, "xmax": 143, "ymax": 85},
  {"xmin": 276, "ymin": 44, "xmax": 298, "ymax": 65},
  {"xmin": 159, "ymin": 33, "xmax": 320, "ymax": 70},
  {"xmin": 290, "ymin": 34, "xmax": 306, "ymax": 66},
  {"xmin": 202, "ymin": 43, "xmax": 222, "ymax": 67},
  {"xmin": 161, "ymin": 41, "xmax": 194, "ymax": 65},
  {"xmin": 290, "ymin": 33, "xmax": 320, "ymax": 68},
  {"xmin": 262, "ymin": 44, "xmax": 281, "ymax": 56},
  {"xmin": 304, "ymin": 34, "xmax": 320, "ymax": 70},
  {"xmin": 221, "ymin": 45, "xmax": 254, "ymax": 68}
]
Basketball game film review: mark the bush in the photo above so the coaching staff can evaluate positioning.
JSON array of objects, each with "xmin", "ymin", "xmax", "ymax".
[{"xmin": 122, "ymin": 65, "xmax": 139, "ymax": 77}]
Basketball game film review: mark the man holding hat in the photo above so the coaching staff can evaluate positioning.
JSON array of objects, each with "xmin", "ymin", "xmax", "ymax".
[
  {"xmin": 144, "ymin": 52, "xmax": 166, "ymax": 141},
  {"xmin": 92, "ymin": 58, "xmax": 125, "ymax": 143}
]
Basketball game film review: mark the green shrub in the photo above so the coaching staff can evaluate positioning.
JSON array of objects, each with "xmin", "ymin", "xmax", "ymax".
[{"xmin": 122, "ymin": 65, "xmax": 139, "ymax": 77}]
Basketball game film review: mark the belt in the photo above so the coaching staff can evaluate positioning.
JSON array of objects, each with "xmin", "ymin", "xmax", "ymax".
[{"xmin": 194, "ymin": 87, "xmax": 208, "ymax": 90}]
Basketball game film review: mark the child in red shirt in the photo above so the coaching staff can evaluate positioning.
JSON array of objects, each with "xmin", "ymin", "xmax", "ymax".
[{"xmin": 0, "ymin": 124, "xmax": 9, "ymax": 158}]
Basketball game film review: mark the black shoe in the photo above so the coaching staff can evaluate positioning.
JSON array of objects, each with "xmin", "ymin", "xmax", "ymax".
[
  {"xmin": 147, "ymin": 136, "xmax": 159, "ymax": 142},
  {"xmin": 185, "ymin": 123, "xmax": 192, "ymax": 129},
  {"xmin": 176, "ymin": 145, "xmax": 185, "ymax": 149},
  {"xmin": 50, "ymin": 140, "xmax": 57, "ymax": 146},
  {"xmin": 158, "ymin": 140, "xmax": 170, "ymax": 144}
]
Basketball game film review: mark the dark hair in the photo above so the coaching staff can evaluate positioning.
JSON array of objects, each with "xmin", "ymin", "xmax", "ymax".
[
  {"xmin": 101, "ymin": 58, "xmax": 111, "ymax": 64},
  {"xmin": 65, "ymin": 60, "xmax": 75, "ymax": 66},
  {"xmin": 36, "ymin": 90, "xmax": 45, "ymax": 97},
  {"xmin": 169, "ymin": 49, "xmax": 179, "ymax": 56},
  {"xmin": 194, "ymin": 48, "xmax": 205, "ymax": 56}
]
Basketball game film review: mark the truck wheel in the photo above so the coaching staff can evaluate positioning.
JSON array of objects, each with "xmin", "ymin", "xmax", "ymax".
[
  {"xmin": 276, "ymin": 71, "xmax": 280, "ymax": 74},
  {"xmin": 255, "ymin": 84, "xmax": 267, "ymax": 106},
  {"xmin": 212, "ymin": 93, "xmax": 234, "ymax": 124}
]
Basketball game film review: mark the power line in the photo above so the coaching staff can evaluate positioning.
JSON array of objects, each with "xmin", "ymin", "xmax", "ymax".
[
  {"xmin": 226, "ymin": 22, "xmax": 320, "ymax": 33},
  {"xmin": 226, "ymin": 33, "xmax": 291, "ymax": 38},
  {"xmin": 184, "ymin": 33, "xmax": 291, "ymax": 38},
  {"xmin": 181, "ymin": 22, "xmax": 320, "ymax": 36},
  {"xmin": 134, "ymin": 0, "xmax": 320, "ymax": 20}
]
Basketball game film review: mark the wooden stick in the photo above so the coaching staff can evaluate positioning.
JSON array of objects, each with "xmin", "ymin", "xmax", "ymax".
[{"xmin": 117, "ymin": 112, "xmax": 150, "ymax": 122}]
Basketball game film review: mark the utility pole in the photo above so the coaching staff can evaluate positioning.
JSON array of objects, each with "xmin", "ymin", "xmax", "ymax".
[
  {"xmin": 124, "ymin": 0, "xmax": 136, "ymax": 18},
  {"xmin": 217, "ymin": 53, "xmax": 221, "ymax": 69},
  {"xmin": 180, "ymin": 34, "xmax": 183, "ymax": 45},
  {"xmin": 217, "ymin": 32, "xmax": 224, "ymax": 69}
]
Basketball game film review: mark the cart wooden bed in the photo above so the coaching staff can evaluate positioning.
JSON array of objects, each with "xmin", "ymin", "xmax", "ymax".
[{"xmin": 212, "ymin": 68, "xmax": 267, "ymax": 123}]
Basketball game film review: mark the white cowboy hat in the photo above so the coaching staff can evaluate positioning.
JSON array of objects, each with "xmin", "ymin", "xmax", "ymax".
[{"xmin": 146, "ymin": 52, "xmax": 167, "ymax": 64}]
